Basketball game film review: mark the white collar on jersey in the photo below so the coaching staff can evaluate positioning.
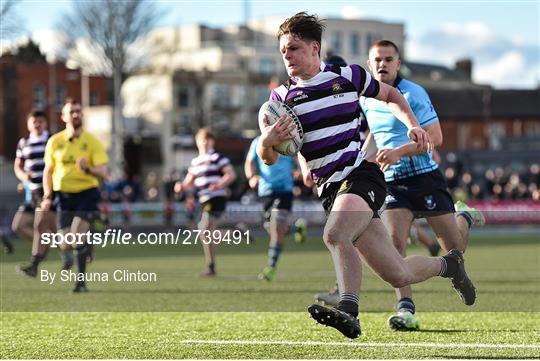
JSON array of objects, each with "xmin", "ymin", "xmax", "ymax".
[
  {"xmin": 28, "ymin": 130, "xmax": 49, "ymax": 142},
  {"xmin": 294, "ymin": 61, "xmax": 328, "ymax": 86}
]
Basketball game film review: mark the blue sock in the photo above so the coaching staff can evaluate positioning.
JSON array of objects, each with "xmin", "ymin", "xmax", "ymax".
[{"xmin": 268, "ymin": 245, "xmax": 282, "ymax": 267}]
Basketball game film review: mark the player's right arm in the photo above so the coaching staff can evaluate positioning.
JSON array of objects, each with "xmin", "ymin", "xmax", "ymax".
[
  {"xmin": 375, "ymin": 85, "xmax": 443, "ymax": 172},
  {"xmin": 13, "ymin": 140, "xmax": 29, "ymax": 182},
  {"xmin": 375, "ymin": 83, "xmax": 433, "ymax": 152},
  {"xmin": 375, "ymin": 123, "xmax": 442, "ymax": 172},
  {"xmin": 174, "ymin": 172, "xmax": 195, "ymax": 195},
  {"xmin": 257, "ymin": 114, "xmax": 295, "ymax": 165},
  {"xmin": 244, "ymin": 158, "xmax": 260, "ymax": 189},
  {"xmin": 13, "ymin": 158, "xmax": 29, "ymax": 182},
  {"xmin": 245, "ymin": 139, "xmax": 260, "ymax": 189}
]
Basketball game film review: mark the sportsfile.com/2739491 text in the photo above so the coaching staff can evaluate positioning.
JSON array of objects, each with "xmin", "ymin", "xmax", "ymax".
[{"xmin": 40, "ymin": 228, "xmax": 251, "ymax": 248}]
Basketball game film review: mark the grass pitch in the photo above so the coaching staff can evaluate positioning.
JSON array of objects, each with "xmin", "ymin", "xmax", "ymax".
[{"xmin": 1, "ymin": 229, "xmax": 539, "ymax": 359}]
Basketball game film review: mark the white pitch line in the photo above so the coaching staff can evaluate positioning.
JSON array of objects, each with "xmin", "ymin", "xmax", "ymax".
[{"xmin": 180, "ymin": 340, "xmax": 540, "ymax": 349}]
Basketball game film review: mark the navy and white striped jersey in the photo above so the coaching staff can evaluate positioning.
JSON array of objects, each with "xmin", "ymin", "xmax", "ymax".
[
  {"xmin": 188, "ymin": 150, "xmax": 231, "ymax": 203},
  {"xmin": 15, "ymin": 131, "xmax": 50, "ymax": 191},
  {"xmin": 271, "ymin": 62, "xmax": 379, "ymax": 194}
]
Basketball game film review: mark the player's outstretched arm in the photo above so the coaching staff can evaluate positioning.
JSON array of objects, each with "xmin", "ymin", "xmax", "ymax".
[
  {"xmin": 375, "ymin": 122, "xmax": 442, "ymax": 172},
  {"xmin": 375, "ymin": 82, "xmax": 433, "ymax": 152}
]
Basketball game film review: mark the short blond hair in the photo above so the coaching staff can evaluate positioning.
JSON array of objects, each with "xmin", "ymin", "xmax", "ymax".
[{"xmin": 195, "ymin": 127, "xmax": 216, "ymax": 141}]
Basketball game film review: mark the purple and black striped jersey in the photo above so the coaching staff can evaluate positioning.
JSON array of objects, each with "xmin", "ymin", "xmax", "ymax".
[
  {"xmin": 15, "ymin": 131, "xmax": 50, "ymax": 191},
  {"xmin": 271, "ymin": 62, "xmax": 379, "ymax": 194},
  {"xmin": 188, "ymin": 150, "xmax": 231, "ymax": 203}
]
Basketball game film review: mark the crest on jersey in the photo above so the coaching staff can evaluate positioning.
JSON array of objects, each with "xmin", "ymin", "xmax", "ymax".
[
  {"xmin": 424, "ymin": 195, "xmax": 437, "ymax": 210},
  {"xmin": 332, "ymin": 82, "xmax": 342, "ymax": 93}
]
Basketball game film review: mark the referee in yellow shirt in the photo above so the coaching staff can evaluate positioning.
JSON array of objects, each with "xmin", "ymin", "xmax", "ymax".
[{"xmin": 40, "ymin": 98, "xmax": 108, "ymax": 293}]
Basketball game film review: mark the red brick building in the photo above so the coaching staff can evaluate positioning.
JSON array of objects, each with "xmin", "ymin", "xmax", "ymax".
[
  {"xmin": 403, "ymin": 61, "xmax": 540, "ymax": 169},
  {"xmin": 0, "ymin": 41, "xmax": 111, "ymax": 159}
]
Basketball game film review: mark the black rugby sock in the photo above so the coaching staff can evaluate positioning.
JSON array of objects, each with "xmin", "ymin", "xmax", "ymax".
[
  {"xmin": 76, "ymin": 245, "xmax": 90, "ymax": 281},
  {"xmin": 439, "ymin": 255, "xmax": 458, "ymax": 278},
  {"xmin": 337, "ymin": 293, "xmax": 359, "ymax": 318},
  {"xmin": 31, "ymin": 254, "xmax": 45, "ymax": 267}
]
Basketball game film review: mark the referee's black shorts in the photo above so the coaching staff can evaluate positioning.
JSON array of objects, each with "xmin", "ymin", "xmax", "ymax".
[{"xmin": 55, "ymin": 187, "xmax": 101, "ymax": 229}]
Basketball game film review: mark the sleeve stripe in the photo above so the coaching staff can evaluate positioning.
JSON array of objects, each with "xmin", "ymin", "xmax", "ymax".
[
  {"xmin": 361, "ymin": 70, "xmax": 372, "ymax": 94},
  {"xmin": 420, "ymin": 116, "xmax": 439, "ymax": 125},
  {"xmin": 358, "ymin": 67, "xmax": 366, "ymax": 94},
  {"xmin": 341, "ymin": 67, "xmax": 353, "ymax": 82}
]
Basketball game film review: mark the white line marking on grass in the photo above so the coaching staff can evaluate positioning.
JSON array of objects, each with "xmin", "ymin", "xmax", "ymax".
[{"xmin": 181, "ymin": 340, "xmax": 540, "ymax": 349}]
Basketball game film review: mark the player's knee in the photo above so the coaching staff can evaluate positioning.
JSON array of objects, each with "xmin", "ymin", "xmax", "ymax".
[
  {"xmin": 271, "ymin": 209, "xmax": 289, "ymax": 224},
  {"xmin": 11, "ymin": 216, "xmax": 26, "ymax": 233},
  {"xmin": 386, "ymin": 272, "xmax": 412, "ymax": 288},
  {"xmin": 323, "ymin": 227, "xmax": 348, "ymax": 247}
]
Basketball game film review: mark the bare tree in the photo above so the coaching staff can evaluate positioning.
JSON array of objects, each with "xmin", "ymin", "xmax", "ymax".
[
  {"xmin": 60, "ymin": 0, "xmax": 159, "ymax": 171},
  {"xmin": 0, "ymin": 0, "xmax": 22, "ymax": 39}
]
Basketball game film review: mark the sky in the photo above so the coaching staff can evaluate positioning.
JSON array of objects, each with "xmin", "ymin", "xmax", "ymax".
[{"xmin": 2, "ymin": 0, "xmax": 539, "ymax": 89}]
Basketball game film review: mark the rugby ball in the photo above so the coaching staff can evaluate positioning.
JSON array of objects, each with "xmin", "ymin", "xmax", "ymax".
[{"xmin": 258, "ymin": 100, "xmax": 303, "ymax": 156}]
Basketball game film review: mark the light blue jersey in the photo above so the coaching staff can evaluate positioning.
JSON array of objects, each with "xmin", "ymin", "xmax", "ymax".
[
  {"xmin": 361, "ymin": 77, "xmax": 439, "ymax": 182},
  {"xmin": 246, "ymin": 137, "xmax": 295, "ymax": 197}
]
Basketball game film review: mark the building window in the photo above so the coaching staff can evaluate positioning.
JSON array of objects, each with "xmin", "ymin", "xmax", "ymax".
[
  {"xmin": 257, "ymin": 85, "xmax": 270, "ymax": 106},
  {"xmin": 211, "ymin": 113, "xmax": 229, "ymax": 129},
  {"xmin": 487, "ymin": 123, "xmax": 506, "ymax": 151},
  {"xmin": 525, "ymin": 121, "xmax": 540, "ymax": 137},
  {"xmin": 90, "ymin": 91, "xmax": 99, "ymax": 106},
  {"xmin": 55, "ymin": 86, "xmax": 66, "ymax": 111},
  {"xmin": 33, "ymin": 83, "xmax": 46, "ymax": 110},
  {"xmin": 177, "ymin": 86, "xmax": 190, "ymax": 108},
  {"xmin": 350, "ymin": 33, "xmax": 359, "ymax": 56},
  {"xmin": 230, "ymin": 85, "xmax": 247, "ymax": 108},
  {"xmin": 173, "ymin": 114, "xmax": 191, "ymax": 134},
  {"xmin": 212, "ymin": 84, "xmax": 229, "ymax": 108},
  {"xmin": 259, "ymin": 58, "xmax": 274, "ymax": 75},
  {"xmin": 365, "ymin": 33, "xmax": 380, "ymax": 55},
  {"xmin": 330, "ymin": 31, "xmax": 342, "ymax": 54}
]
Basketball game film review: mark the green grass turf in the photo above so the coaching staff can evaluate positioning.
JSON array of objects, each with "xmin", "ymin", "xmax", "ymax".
[
  {"xmin": 1, "ymin": 312, "xmax": 539, "ymax": 359},
  {"xmin": 1, "ymin": 230, "xmax": 539, "ymax": 358}
]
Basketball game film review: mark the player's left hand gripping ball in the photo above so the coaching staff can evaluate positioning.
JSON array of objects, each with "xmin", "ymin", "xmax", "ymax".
[{"xmin": 258, "ymin": 100, "xmax": 303, "ymax": 156}]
